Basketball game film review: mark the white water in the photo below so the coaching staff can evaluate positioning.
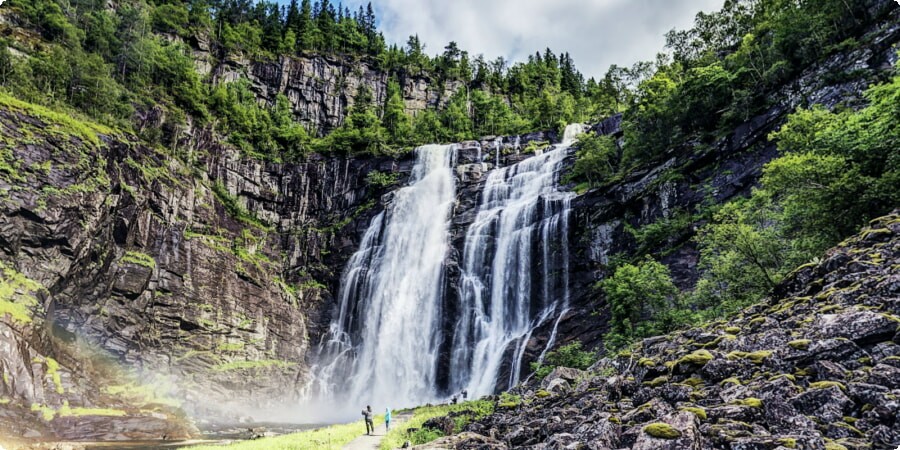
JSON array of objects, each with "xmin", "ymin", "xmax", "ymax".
[
  {"xmin": 449, "ymin": 124, "xmax": 585, "ymax": 395},
  {"xmin": 310, "ymin": 144, "xmax": 457, "ymax": 416}
]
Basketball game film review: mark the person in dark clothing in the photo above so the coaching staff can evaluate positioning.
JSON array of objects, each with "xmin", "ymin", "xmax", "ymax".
[
  {"xmin": 362, "ymin": 405, "xmax": 374, "ymax": 435},
  {"xmin": 462, "ymin": 390, "xmax": 468, "ymax": 401}
]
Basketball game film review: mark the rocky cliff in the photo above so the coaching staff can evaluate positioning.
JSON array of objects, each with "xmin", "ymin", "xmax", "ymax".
[
  {"xmin": 213, "ymin": 49, "xmax": 463, "ymax": 136},
  {"xmin": 415, "ymin": 211, "xmax": 900, "ymax": 450},
  {"xmin": 0, "ymin": 94, "xmax": 401, "ymax": 442}
]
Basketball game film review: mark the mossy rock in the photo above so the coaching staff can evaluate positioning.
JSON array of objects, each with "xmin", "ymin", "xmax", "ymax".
[
  {"xmin": 777, "ymin": 437, "xmax": 797, "ymax": 448},
  {"xmin": 679, "ymin": 406, "xmax": 707, "ymax": 420},
  {"xmin": 677, "ymin": 350, "xmax": 714, "ymax": 366},
  {"xmin": 829, "ymin": 422, "xmax": 864, "ymax": 437},
  {"xmin": 608, "ymin": 416, "xmax": 621, "ymax": 424},
  {"xmin": 638, "ymin": 357, "xmax": 657, "ymax": 368},
  {"xmin": 643, "ymin": 376, "xmax": 668, "ymax": 387},
  {"xmin": 720, "ymin": 377, "xmax": 742, "ymax": 386},
  {"xmin": 824, "ymin": 441, "xmax": 849, "ymax": 450},
  {"xmin": 726, "ymin": 350, "xmax": 772, "ymax": 364},
  {"xmin": 768, "ymin": 374, "xmax": 797, "ymax": 382},
  {"xmin": 643, "ymin": 422, "xmax": 682, "ymax": 439},
  {"xmin": 731, "ymin": 398, "xmax": 763, "ymax": 408},
  {"xmin": 788, "ymin": 339, "xmax": 811, "ymax": 350},
  {"xmin": 535, "ymin": 390, "xmax": 551, "ymax": 398},
  {"xmin": 810, "ymin": 381, "xmax": 846, "ymax": 391},
  {"xmin": 819, "ymin": 304, "xmax": 842, "ymax": 313},
  {"xmin": 681, "ymin": 377, "xmax": 705, "ymax": 388},
  {"xmin": 724, "ymin": 326, "xmax": 741, "ymax": 334}
]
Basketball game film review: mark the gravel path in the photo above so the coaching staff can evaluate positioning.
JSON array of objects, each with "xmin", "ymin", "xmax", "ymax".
[{"xmin": 341, "ymin": 413, "xmax": 410, "ymax": 450}]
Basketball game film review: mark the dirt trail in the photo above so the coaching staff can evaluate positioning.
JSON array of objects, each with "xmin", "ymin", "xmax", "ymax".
[{"xmin": 341, "ymin": 413, "xmax": 411, "ymax": 450}]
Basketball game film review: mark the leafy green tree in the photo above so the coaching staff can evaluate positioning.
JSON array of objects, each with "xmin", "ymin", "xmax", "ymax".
[
  {"xmin": 601, "ymin": 256, "xmax": 679, "ymax": 349},
  {"xmin": 568, "ymin": 133, "xmax": 620, "ymax": 187},
  {"xmin": 440, "ymin": 90, "xmax": 472, "ymax": 142},
  {"xmin": 529, "ymin": 341, "xmax": 596, "ymax": 380}
]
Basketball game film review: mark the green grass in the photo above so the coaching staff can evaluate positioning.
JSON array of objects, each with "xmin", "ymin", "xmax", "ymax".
[
  {"xmin": 58, "ymin": 402, "xmax": 127, "ymax": 417},
  {"xmin": 0, "ymin": 261, "xmax": 43, "ymax": 324},
  {"xmin": 121, "ymin": 250, "xmax": 157, "ymax": 269},
  {"xmin": 187, "ymin": 417, "xmax": 384, "ymax": 450},
  {"xmin": 0, "ymin": 92, "xmax": 116, "ymax": 148},
  {"xmin": 379, "ymin": 400, "xmax": 494, "ymax": 450},
  {"xmin": 211, "ymin": 359, "xmax": 296, "ymax": 372}
]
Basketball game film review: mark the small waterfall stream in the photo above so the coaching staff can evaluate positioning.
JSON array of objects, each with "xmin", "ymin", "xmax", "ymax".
[{"xmin": 310, "ymin": 125, "xmax": 585, "ymax": 415}]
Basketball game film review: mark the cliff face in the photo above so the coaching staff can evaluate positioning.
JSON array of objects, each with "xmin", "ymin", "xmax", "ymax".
[
  {"xmin": 0, "ymin": 98, "xmax": 401, "ymax": 440},
  {"xmin": 215, "ymin": 52, "xmax": 463, "ymax": 136}
]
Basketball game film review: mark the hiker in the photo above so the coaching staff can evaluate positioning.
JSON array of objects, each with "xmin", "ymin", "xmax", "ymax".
[
  {"xmin": 362, "ymin": 405, "xmax": 374, "ymax": 435},
  {"xmin": 451, "ymin": 395, "xmax": 458, "ymax": 405},
  {"xmin": 462, "ymin": 390, "xmax": 468, "ymax": 401},
  {"xmin": 385, "ymin": 407, "xmax": 392, "ymax": 431}
]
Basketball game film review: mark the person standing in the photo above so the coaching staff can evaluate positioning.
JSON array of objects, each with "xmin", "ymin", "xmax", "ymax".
[
  {"xmin": 385, "ymin": 407, "xmax": 392, "ymax": 431},
  {"xmin": 362, "ymin": 405, "xmax": 374, "ymax": 435}
]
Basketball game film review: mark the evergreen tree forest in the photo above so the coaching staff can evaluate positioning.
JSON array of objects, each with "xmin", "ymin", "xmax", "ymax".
[{"xmin": 0, "ymin": 0, "xmax": 606, "ymax": 159}]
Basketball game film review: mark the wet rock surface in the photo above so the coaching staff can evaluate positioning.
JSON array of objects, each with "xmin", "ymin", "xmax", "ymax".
[{"xmin": 428, "ymin": 213, "xmax": 900, "ymax": 449}]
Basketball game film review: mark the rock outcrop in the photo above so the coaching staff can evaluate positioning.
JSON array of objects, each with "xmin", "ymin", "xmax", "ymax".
[
  {"xmin": 216, "ymin": 53, "xmax": 463, "ymax": 136},
  {"xmin": 423, "ymin": 211, "xmax": 900, "ymax": 449}
]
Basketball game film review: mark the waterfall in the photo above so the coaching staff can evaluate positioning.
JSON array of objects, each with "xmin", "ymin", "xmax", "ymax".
[
  {"xmin": 449, "ymin": 123, "xmax": 585, "ymax": 396},
  {"xmin": 310, "ymin": 125, "xmax": 586, "ymax": 416},
  {"xmin": 311, "ymin": 144, "xmax": 457, "ymax": 415}
]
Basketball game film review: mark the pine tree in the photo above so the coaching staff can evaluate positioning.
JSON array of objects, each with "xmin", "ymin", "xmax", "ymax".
[
  {"xmin": 382, "ymin": 79, "xmax": 411, "ymax": 144},
  {"xmin": 298, "ymin": 0, "xmax": 314, "ymax": 50}
]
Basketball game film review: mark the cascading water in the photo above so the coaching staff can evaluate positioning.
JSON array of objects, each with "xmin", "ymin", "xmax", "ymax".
[
  {"xmin": 310, "ymin": 144, "xmax": 457, "ymax": 416},
  {"xmin": 309, "ymin": 125, "xmax": 586, "ymax": 416},
  {"xmin": 449, "ymin": 124, "xmax": 585, "ymax": 396}
]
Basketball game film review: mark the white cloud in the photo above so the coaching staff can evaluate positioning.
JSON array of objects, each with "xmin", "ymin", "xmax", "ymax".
[{"xmin": 365, "ymin": 0, "xmax": 725, "ymax": 78}]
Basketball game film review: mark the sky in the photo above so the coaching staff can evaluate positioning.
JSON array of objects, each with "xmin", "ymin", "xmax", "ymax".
[{"xmin": 302, "ymin": 0, "xmax": 725, "ymax": 79}]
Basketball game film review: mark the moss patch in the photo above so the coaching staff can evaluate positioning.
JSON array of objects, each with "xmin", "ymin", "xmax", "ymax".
[
  {"xmin": 643, "ymin": 423, "xmax": 682, "ymax": 439},
  {"xmin": 679, "ymin": 406, "xmax": 707, "ymax": 420},
  {"xmin": 211, "ymin": 359, "xmax": 296, "ymax": 372},
  {"xmin": 788, "ymin": 339, "xmax": 811, "ymax": 350},
  {"xmin": 809, "ymin": 381, "xmax": 846, "ymax": 391},
  {"xmin": 0, "ymin": 262, "xmax": 43, "ymax": 324},
  {"xmin": 121, "ymin": 250, "xmax": 157, "ymax": 269},
  {"xmin": 677, "ymin": 350, "xmax": 714, "ymax": 366},
  {"xmin": 731, "ymin": 397, "xmax": 763, "ymax": 408}
]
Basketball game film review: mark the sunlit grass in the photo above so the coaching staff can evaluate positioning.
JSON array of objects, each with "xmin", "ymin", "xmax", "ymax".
[
  {"xmin": 185, "ymin": 415, "xmax": 384, "ymax": 450},
  {"xmin": 379, "ymin": 400, "xmax": 494, "ymax": 450}
]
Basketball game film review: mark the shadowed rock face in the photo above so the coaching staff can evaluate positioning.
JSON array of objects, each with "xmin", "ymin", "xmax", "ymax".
[{"xmin": 432, "ymin": 212, "xmax": 900, "ymax": 449}]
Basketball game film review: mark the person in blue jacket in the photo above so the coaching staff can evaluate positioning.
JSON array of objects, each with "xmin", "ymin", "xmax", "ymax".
[{"xmin": 385, "ymin": 407, "xmax": 392, "ymax": 431}]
